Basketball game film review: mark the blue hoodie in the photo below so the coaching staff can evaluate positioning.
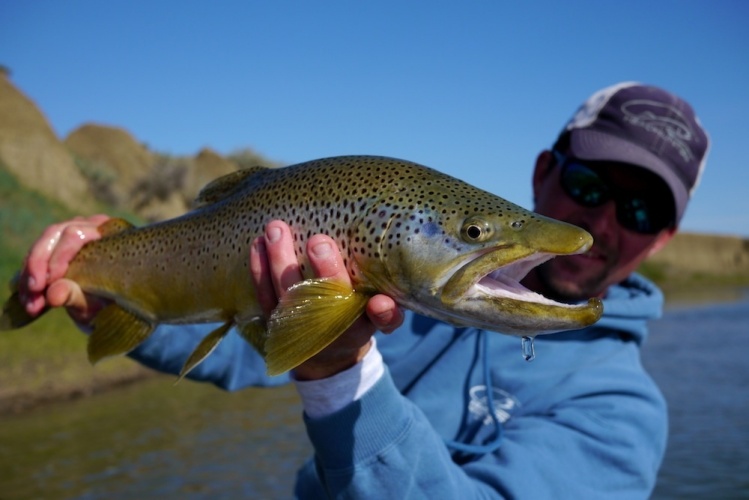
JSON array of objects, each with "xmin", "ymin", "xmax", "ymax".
[{"xmin": 129, "ymin": 273, "xmax": 667, "ymax": 499}]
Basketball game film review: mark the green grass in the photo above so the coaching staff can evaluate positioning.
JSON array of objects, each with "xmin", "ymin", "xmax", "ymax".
[
  {"xmin": 636, "ymin": 261, "xmax": 668, "ymax": 284},
  {"xmin": 0, "ymin": 167, "xmax": 77, "ymax": 274},
  {"xmin": 637, "ymin": 259, "xmax": 749, "ymax": 288}
]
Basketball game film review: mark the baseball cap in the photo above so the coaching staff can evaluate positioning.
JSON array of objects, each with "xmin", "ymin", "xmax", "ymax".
[{"xmin": 558, "ymin": 82, "xmax": 710, "ymax": 224}]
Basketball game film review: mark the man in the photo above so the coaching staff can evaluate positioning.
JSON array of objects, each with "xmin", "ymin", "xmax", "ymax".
[{"xmin": 18, "ymin": 82, "xmax": 709, "ymax": 498}]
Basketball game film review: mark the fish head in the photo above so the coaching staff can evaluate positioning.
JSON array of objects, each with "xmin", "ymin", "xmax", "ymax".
[{"xmin": 355, "ymin": 168, "xmax": 603, "ymax": 336}]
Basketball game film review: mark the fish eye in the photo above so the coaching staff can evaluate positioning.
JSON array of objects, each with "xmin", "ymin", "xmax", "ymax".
[
  {"xmin": 466, "ymin": 225, "xmax": 482, "ymax": 239},
  {"xmin": 460, "ymin": 217, "xmax": 492, "ymax": 242}
]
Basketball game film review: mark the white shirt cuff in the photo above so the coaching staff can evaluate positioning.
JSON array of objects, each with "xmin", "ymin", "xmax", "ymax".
[{"xmin": 292, "ymin": 337, "xmax": 385, "ymax": 419}]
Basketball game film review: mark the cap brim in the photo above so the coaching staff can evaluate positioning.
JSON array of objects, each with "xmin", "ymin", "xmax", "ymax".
[{"xmin": 568, "ymin": 129, "xmax": 688, "ymax": 223}]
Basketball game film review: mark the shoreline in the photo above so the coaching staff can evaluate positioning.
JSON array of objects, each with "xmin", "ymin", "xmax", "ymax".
[{"xmin": 0, "ymin": 365, "xmax": 158, "ymax": 416}]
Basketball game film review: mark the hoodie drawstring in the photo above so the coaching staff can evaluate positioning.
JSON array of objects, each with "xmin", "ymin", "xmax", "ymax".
[{"xmin": 444, "ymin": 329, "xmax": 504, "ymax": 455}]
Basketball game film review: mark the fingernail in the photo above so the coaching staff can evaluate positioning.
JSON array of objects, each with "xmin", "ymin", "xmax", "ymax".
[
  {"xmin": 266, "ymin": 226, "xmax": 281, "ymax": 244},
  {"xmin": 312, "ymin": 241, "xmax": 332, "ymax": 258},
  {"xmin": 27, "ymin": 276, "xmax": 36, "ymax": 289}
]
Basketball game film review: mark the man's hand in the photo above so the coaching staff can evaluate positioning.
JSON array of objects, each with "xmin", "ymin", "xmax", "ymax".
[
  {"xmin": 18, "ymin": 214, "xmax": 112, "ymax": 325},
  {"xmin": 250, "ymin": 220, "xmax": 403, "ymax": 380}
]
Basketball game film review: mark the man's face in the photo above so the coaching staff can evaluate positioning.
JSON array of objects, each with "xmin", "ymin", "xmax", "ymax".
[{"xmin": 527, "ymin": 150, "xmax": 676, "ymax": 301}]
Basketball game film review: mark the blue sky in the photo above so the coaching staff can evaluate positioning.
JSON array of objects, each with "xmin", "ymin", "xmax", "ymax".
[{"xmin": 2, "ymin": 1, "xmax": 747, "ymax": 236}]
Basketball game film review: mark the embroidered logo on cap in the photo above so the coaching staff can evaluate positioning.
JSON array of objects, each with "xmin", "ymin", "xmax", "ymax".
[{"xmin": 621, "ymin": 99, "xmax": 696, "ymax": 162}]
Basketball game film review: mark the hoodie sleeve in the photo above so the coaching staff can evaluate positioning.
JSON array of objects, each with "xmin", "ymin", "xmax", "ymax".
[
  {"xmin": 127, "ymin": 323, "xmax": 289, "ymax": 389},
  {"xmin": 295, "ymin": 338, "xmax": 667, "ymax": 499}
]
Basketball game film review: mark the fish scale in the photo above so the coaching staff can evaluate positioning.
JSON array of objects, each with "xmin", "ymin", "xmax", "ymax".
[{"xmin": 1, "ymin": 155, "xmax": 603, "ymax": 376}]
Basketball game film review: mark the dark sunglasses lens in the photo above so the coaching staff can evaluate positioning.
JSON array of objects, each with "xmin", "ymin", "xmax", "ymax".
[
  {"xmin": 561, "ymin": 163, "xmax": 609, "ymax": 207},
  {"xmin": 618, "ymin": 197, "xmax": 671, "ymax": 234},
  {"xmin": 561, "ymin": 159, "xmax": 672, "ymax": 234},
  {"xmin": 619, "ymin": 198, "xmax": 653, "ymax": 233}
]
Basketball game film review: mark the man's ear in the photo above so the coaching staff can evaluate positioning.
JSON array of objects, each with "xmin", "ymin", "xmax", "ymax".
[
  {"xmin": 532, "ymin": 150, "xmax": 556, "ymax": 200},
  {"xmin": 647, "ymin": 227, "xmax": 677, "ymax": 258}
]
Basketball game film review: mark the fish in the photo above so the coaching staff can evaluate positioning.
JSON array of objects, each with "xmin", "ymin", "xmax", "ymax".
[{"xmin": 1, "ymin": 155, "xmax": 603, "ymax": 377}]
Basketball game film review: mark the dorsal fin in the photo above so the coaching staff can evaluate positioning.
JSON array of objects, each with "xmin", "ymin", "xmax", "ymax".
[
  {"xmin": 97, "ymin": 218, "xmax": 135, "ymax": 237},
  {"xmin": 192, "ymin": 166, "xmax": 269, "ymax": 208}
]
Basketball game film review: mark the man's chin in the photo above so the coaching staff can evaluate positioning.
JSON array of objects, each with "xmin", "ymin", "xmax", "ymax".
[{"xmin": 538, "ymin": 258, "xmax": 608, "ymax": 302}]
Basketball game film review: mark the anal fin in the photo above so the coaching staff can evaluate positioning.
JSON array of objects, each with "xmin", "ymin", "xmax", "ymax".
[
  {"xmin": 264, "ymin": 278, "xmax": 370, "ymax": 376},
  {"xmin": 177, "ymin": 321, "xmax": 234, "ymax": 382},
  {"xmin": 88, "ymin": 304, "xmax": 155, "ymax": 364}
]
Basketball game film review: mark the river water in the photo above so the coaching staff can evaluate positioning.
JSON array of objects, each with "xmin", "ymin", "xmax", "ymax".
[
  {"xmin": 643, "ymin": 292, "xmax": 749, "ymax": 499},
  {"xmin": 1, "ymin": 292, "xmax": 747, "ymax": 499}
]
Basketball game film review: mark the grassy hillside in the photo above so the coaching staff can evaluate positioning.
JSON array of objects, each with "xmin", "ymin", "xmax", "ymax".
[
  {"xmin": 638, "ymin": 231, "xmax": 749, "ymax": 301},
  {"xmin": 0, "ymin": 75, "xmax": 285, "ymax": 413}
]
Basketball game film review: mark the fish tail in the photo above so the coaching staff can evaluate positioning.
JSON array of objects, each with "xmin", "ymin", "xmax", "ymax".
[{"xmin": 0, "ymin": 273, "xmax": 47, "ymax": 330}]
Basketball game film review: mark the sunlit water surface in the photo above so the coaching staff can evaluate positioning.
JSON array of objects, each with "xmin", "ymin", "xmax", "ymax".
[{"xmin": 1, "ymin": 290, "xmax": 747, "ymax": 499}]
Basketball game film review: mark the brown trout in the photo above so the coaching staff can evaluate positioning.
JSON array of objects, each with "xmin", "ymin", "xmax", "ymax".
[{"xmin": 1, "ymin": 156, "xmax": 602, "ymax": 376}]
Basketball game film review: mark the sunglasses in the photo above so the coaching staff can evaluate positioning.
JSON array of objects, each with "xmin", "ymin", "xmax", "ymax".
[{"xmin": 554, "ymin": 151, "xmax": 675, "ymax": 234}]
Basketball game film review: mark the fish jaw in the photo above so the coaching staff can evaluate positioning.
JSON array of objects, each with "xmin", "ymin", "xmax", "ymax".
[{"xmin": 439, "ymin": 222, "xmax": 603, "ymax": 335}]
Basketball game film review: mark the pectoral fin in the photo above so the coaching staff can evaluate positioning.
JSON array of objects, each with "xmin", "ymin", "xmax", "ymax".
[
  {"xmin": 264, "ymin": 278, "xmax": 370, "ymax": 376},
  {"xmin": 88, "ymin": 304, "xmax": 155, "ymax": 364},
  {"xmin": 177, "ymin": 321, "xmax": 234, "ymax": 381}
]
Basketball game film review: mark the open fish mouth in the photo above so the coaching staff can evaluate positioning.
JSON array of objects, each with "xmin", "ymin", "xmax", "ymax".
[
  {"xmin": 473, "ymin": 254, "xmax": 562, "ymax": 307},
  {"xmin": 440, "ymin": 247, "xmax": 603, "ymax": 334},
  {"xmin": 441, "ymin": 245, "xmax": 549, "ymax": 305},
  {"xmin": 446, "ymin": 249, "xmax": 569, "ymax": 307}
]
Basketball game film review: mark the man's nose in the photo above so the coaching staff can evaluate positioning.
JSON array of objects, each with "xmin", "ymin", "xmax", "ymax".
[{"xmin": 584, "ymin": 200, "xmax": 619, "ymax": 238}]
